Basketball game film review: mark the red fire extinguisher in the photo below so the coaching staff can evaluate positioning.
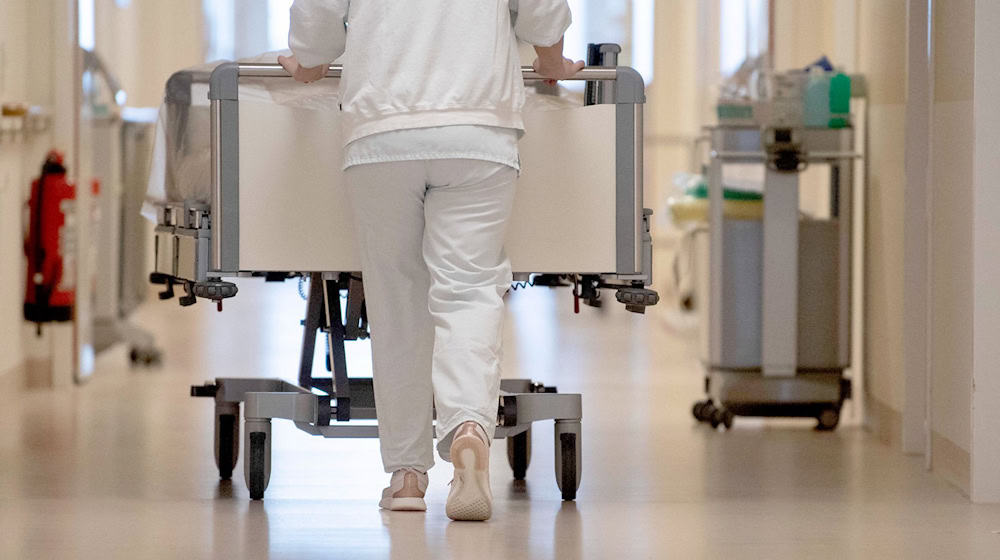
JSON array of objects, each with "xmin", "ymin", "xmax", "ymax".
[{"xmin": 23, "ymin": 151, "xmax": 76, "ymax": 334}]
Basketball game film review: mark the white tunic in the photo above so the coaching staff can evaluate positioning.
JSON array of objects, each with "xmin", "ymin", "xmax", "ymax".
[{"xmin": 288, "ymin": 0, "xmax": 572, "ymax": 146}]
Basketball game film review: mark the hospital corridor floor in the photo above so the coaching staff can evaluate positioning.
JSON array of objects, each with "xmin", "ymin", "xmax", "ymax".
[{"xmin": 2, "ymin": 281, "xmax": 1000, "ymax": 559}]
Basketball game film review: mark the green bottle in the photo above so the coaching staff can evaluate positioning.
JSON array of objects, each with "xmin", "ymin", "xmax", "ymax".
[{"xmin": 828, "ymin": 73, "xmax": 851, "ymax": 128}]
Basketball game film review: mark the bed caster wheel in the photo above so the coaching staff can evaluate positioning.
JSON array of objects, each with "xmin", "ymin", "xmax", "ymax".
[
  {"xmin": 816, "ymin": 408, "xmax": 840, "ymax": 431},
  {"xmin": 693, "ymin": 400, "xmax": 713, "ymax": 422},
  {"xmin": 244, "ymin": 419, "xmax": 271, "ymax": 500},
  {"xmin": 554, "ymin": 420, "xmax": 581, "ymax": 501},
  {"xmin": 214, "ymin": 403, "xmax": 240, "ymax": 480},
  {"xmin": 715, "ymin": 409, "xmax": 735, "ymax": 430},
  {"xmin": 708, "ymin": 406, "xmax": 722, "ymax": 428},
  {"xmin": 692, "ymin": 401, "xmax": 705, "ymax": 420},
  {"xmin": 129, "ymin": 347, "xmax": 162, "ymax": 367},
  {"xmin": 506, "ymin": 427, "xmax": 532, "ymax": 481}
]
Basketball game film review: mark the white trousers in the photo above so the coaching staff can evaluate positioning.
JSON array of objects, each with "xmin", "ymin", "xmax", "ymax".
[{"xmin": 344, "ymin": 159, "xmax": 517, "ymax": 473}]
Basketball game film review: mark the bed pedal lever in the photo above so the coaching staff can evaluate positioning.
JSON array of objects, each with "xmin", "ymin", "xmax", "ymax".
[
  {"xmin": 150, "ymin": 273, "xmax": 175, "ymax": 300},
  {"xmin": 190, "ymin": 382, "xmax": 218, "ymax": 398},
  {"xmin": 178, "ymin": 282, "xmax": 197, "ymax": 307}
]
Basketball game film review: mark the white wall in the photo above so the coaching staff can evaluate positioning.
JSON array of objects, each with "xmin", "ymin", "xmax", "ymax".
[
  {"xmin": 971, "ymin": 0, "xmax": 1000, "ymax": 504},
  {"xmin": 927, "ymin": 0, "xmax": 974, "ymax": 492},
  {"xmin": 94, "ymin": 0, "xmax": 204, "ymax": 108},
  {"xmin": 0, "ymin": 0, "xmax": 61, "ymax": 384},
  {"xmin": 853, "ymin": 0, "xmax": 908, "ymax": 445},
  {"xmin": 771, "ymin": 0, "xmax": 835, "ymax": 70},
  {"xmin": 0, "ymin": 0, "xmax": 29, "ymax": 381},
  {"xmin": 647, "ymin": 0, "xmax": 701, "ymax": 222}
]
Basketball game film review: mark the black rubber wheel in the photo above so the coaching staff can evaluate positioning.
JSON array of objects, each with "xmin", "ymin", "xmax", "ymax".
[
  {"xmin": 709, "ymin": 407, "xmax": 722, "ymax": 429},
  {"xmin": 816, "ymin": 408, "xmax": 840, "ymax": 431},
  {"xmin": 248, "ymin": 432, "xmax": 267, "ymax": 500},
  {"xmin": 559, "ymin": 432, "xmax": 578, "ymax": 501},
  {"xmin": 692, "ymin": 401, "xmax": 706, "ymax": 421},
  {"xmin": 129, "ymin": 347, "xmax": 162, "ymax": 367},
  {"xmin": 507, "ymin": 428, "xmax": 531, "ymax": 480},
  {"xmin": 699, "ymin": 402, "xmax": 718, "ymax": 424},
  {"xmin": 720, "ymin": 409, "xmax": 735, "ymax": 430},
  {"xmin": 217, "ymin": 414, "xmax": 236, "ymax": 480},
  {"xmin": 697, "ymin": 400, "xmax": 716, "ymax": 422}
]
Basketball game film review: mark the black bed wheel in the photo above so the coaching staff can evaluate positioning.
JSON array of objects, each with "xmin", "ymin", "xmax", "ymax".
[
  {"xmin": 248, "ymin": 432, "xmax": 267, "ymax": 500},
  {"xmin": 692, "ymin": 401, "xmax": 706, "ymax": 421},
  {"xmin": 216, "ymin": 414, "xmax": 239, "ymax": 480},
  {"xmin": 559, "ymin": 433, "xmax": 578, "ymax": 500},
  {"xmin": 129, "ymin": 346, "xmax": 162, "ymax": 367},
  {"xmin": 709, "ymin": 407, "xmax": 722, "ymax": 429},
  {"xmin": 554, "ymin": 422, "xmax": 581, "ymax": 501},
  {"xmin": 507, "ymin": 427, "xmax": 532, "ymax": 480},
  {"xmin": 693, "ymin": 400, "xmax": 716, "ymax": 422},
  {"xmin": 717, "ymin": 408, "xmax": 734, "ymax": 430},
  {"xmin": 816, "ymin": 408, "xmax": 841, "ymax": 431}
]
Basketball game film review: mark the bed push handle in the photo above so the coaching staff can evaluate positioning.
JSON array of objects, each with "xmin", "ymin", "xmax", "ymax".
[
  {"xmin": 224, "ymin": 62, "xmax": 622, "ymax": 82},
  {"xmin": 208, "ymin": 62, "xmax": 645, "ymax": 103}
]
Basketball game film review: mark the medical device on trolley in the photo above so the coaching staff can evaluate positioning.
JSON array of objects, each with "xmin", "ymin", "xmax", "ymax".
[
  {"xmin": 691, "ymin": 69, "xmax": 865, "ymax": 430},
  {"xmin": 147, "ymin": 45, "xmax": 657, "ymax": 500}
]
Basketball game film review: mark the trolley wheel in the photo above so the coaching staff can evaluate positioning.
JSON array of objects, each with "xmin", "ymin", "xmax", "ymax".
[
  {"xmin": 692, "ymin": 401, "xmax": 706, "ymax": 421},
  {"xmin": 554, "ymin": 421, "xmax": 582, "ymax": 501},
  {"xmin": 129, "ymin": 346, "xmax": 162, "ymax": 367},
  {"xmin": 816, "ymin": 408, "xmax": 841, "ymax": 431},
  {"xmin": 215, "ymin": 411, "xmax": 239, "ymax": 480},
  {"xmin": 703, "ymin": 402, "xmax": 718, "ymax": 424},
  {"xmin": 711, "ymin": 407, "xmax": 736, "ymax": 430},
  {"xmin": 693, "ymin": 400, "xmax": 714, "ymax": 422},
  {"xmin": 506, "ymin": 427, "xmax": 532, "ymax": 481},
  {"xmin": 709, "ymin": 406, "xmax": 722, "ymax": 429},
  {"xmin": 719, "ymin": 409, "xmax": 735, "ymax": 430}
]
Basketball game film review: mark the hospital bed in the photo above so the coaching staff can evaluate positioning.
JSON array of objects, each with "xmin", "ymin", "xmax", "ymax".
[{"xmin": 150, "ymin": 51, "xmax": 656, "ymax": 500}]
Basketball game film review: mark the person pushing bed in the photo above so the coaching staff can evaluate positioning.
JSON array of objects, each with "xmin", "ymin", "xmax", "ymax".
[{"xmin": 279, "ymin": 0, "xmax": 582, "ymax": 521}]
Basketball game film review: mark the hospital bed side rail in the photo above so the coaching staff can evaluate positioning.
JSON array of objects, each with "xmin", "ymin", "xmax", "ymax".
[{"xmin": 206, "ymin": 62, "xmax": 648, "ymax": 280}]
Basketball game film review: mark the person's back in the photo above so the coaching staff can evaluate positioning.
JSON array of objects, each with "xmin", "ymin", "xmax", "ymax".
[
  {"xmin": 339, "ymin": 1, "xmax": 526, "ymax": 143},
  {"xmin": 286, "ymin": 0, "xmax": 575, "ymax": 145},
  {"xmin": 280, "ymin": 0, "xmax": 582, "ymax": 522}
]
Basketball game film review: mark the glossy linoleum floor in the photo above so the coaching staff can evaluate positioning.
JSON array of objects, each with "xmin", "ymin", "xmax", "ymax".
[{"xmin": 3, "ymin": 280, "xmax": 1000, "ymax": 559}]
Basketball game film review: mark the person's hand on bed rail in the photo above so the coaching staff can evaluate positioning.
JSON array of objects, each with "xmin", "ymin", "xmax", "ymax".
[
  {"xmin": 532, "ymin": 37, "xmax": 585, "ymax": 86},
  {"xmin": 278, "ymin": 54, "xmax": 328, "ymax": 83}
]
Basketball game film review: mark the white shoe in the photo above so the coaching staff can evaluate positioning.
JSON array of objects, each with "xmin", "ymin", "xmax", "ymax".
[
  {"xmin": 446, "ymin": 422, "xmax": 492, "ymax": 521},
  {"xmin": 379, "ymin": 469, "xmax": 428, "ymax": 512}
]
